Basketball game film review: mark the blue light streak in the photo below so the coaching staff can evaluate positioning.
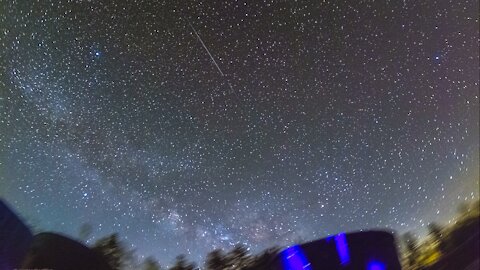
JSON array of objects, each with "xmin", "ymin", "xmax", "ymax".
[
  {"xmin": 281, "ymin": 245, "xmax": 312, "ymax": 270},
  {"xmin": 334, "ymin": 233, "xmax": 350, "ymax": 266}
]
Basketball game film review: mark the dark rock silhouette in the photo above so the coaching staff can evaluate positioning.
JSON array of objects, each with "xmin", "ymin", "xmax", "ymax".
[
  {"xmin": 0, "ymin": 200, "xmax": 34, "ymax": 269},
  {"xmin": 21, "ymin": 232, "xmax": 112, "ymax": 270}
]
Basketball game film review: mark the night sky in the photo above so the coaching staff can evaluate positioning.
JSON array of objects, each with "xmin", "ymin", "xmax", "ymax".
[{"xmin": 1, "ymin": 0, "xmax": 479, "ymax": 265}]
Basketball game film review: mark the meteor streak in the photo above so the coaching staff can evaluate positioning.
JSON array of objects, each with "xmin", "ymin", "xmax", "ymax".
[{"xmin": 188, "ymin": 22, "xmax": 235, "ymax": 93}]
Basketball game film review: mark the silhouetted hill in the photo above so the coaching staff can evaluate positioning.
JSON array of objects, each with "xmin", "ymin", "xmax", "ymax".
[{"xmin": 21, "ymin": 232, "xmax": 112, "ymax": 270}]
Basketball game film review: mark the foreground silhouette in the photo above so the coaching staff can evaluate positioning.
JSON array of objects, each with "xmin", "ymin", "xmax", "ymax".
[
  {"xmin": 21, "ymin": 232, "xmax": 112, "ymax": 270},
  {"xmin": 401, "ymin": 201, "xmax": 480, "ymax": 270},
  {"xmin": 1, "ymin": 199, "xmax": 479, "ymax": 269}
]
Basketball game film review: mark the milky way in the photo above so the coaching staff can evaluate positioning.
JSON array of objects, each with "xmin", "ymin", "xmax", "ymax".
[{"xmin": 1, "ymin": 0, "xmax": 478, "ymax": 265}]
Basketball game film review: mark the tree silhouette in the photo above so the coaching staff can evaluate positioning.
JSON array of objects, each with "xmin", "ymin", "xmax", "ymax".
[
  {"xmin": 142, "ymin": 256, "xmax": 161, "ymax": 270},
  {"xmin": 402, "ymin": 232, "xmax": 419, "ymax": 268},
  {"xmin": 204, "ymin": 245, "xmax": 279, "ymax": 270},
  {"xmin": 246, "ymin": 247, "xmax": 279, "ymax": 270},
  {"xmin": 427, "ymin": 222, "xmax": 446, "ymax": 254},
  {"xmin": 205, "ymin": 249, "xmax": 227, "ymax": 270},
  {"xmin": 92, "ymin": 233, "xmax": 127, "ymax": 270},
  {"xmin": 225, "ymin": 245, "xmax": 249, "ymax": 269},
  {"xmin": 169, "ymin": 255, "xmax": 196, "ymax": 270}
]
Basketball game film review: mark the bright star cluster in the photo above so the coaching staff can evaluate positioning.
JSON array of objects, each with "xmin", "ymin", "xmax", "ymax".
[{"xmin": 1, "ymin": 0, "xmax": 478, "ymax": 264}]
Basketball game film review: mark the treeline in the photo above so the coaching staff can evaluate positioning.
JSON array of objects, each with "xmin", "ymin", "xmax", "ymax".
[
  {"xmin": 89, "ymin": 234, "xmax": 278, "ymax": 270},
  {"xmin": 400, "ymin": 200, "xmax": 479, "ymax": 270},
  {"xmin": 86, "ymin": 199, "xmax": 479, "ymax": 270}
]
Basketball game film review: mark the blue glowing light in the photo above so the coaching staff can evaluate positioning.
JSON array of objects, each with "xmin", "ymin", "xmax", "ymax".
[
  {"xmin": 281, "ymin": 245, "xmax": 312, "ymax": 270},
  {"xmin": 367, "ymin": 261, "xmax": 386, "ymax": 270},
  {"xmin": 334, "ymin": 233, "xmax": 350, "ymax": 266}
]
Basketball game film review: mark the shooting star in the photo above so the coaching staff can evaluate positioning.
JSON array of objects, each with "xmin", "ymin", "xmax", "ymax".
[{"xmin": 188, "ymin": 22, "xmax": 235, "ymax": 94}]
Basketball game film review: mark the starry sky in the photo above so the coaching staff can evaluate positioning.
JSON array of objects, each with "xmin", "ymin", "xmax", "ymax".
[{"xmin": 1, "ymin": 0, "xmax": 479, "ymax": 265}]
